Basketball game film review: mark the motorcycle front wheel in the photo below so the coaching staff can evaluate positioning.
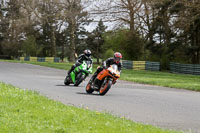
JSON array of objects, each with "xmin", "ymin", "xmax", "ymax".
[
  {"xmin": 99, "ymin": 80, "xmax": 112, "ymax": 96},
  {"xmin": 64, "ymin": 76, "xmax": 70, "ymax": 85},
  {"xmin": 74, "ymin": 73, "xmax": 85, "ymax": 86}
]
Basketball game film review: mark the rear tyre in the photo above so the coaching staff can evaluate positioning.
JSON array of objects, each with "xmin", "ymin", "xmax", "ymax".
[
  {"xmin": 74, "ymin": 73, "xmax": 84, "ymax": 86},
  {"xmin": 99, "ymin": 80, "xmax": 112, "ymax": 96},
  {"xmin": 86, "ymin": 82, "xmax": 94, "ymax": 93},
  {"xmin": 64, "ymin": 76, "xmax": 70, "ymax": 85}
]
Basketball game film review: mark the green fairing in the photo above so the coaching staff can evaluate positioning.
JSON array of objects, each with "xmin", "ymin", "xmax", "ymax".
[
  {"xmin": 70, "ymin": 61, "xmax": 92, "ymax": 83},
  {"xmin": 70, "ymin": 71, "xmax": 76, "ymax": 83}
]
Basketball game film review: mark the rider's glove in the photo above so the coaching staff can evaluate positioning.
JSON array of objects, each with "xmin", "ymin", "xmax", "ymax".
[{"xmin": 76, "ymin": 60, "xmax": 82, "ymax": 65}]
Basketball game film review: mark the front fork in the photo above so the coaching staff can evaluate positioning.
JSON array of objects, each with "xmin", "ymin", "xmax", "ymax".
[
  {"xmin": 101, "ymin": 78, "xmax": 107, "ymax": 87},
  {"xmin": 82, "ymin": 73, "xmax": 87, "ymax": 80},
  {"xmin": 98, "ymin": 77, "xmax": 112, "ymax": 89}
]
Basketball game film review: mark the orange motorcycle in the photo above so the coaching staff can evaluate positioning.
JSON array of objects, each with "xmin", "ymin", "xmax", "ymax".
[{"xmin": 86, "ymin": 64, "xmax": 120, "ymax": 96}]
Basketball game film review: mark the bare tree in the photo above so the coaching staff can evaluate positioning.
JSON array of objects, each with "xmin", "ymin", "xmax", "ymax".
[
  {"xmin": 21, "ymin": 0, "xmax": 90, "ymax": 61},
  {"xmin": 0, "ymin": 0, "xmax": 26, "ymax": 56},
  {"xmin": 21, "ymin": 0, "xmax": 65, "ymax": 56},
  {"xmin": 59, "ymin": 0, "xmax": 90, "ymax": 62},
  {"xmin": 174, "ymin": 0, "xmax": 200, "ymax": 63},
  {"xmin": 89, "ymin": 0, "xmax": 143, "ymax": 33}
]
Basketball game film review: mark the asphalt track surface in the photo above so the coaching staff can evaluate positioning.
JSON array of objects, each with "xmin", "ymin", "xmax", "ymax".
[{"xmin": 0, "ymin": 62, "xmax": 200, "ymax": 133}]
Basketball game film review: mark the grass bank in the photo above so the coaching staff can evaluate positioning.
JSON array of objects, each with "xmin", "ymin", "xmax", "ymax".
[
  {"xmin": 0, "ymin": 82, "xmax": 181, "ymax": 133},
  {"xmin": 0, "ymin": 59, "xmax": 74, "ymax": 70},
  {"xmin": 1, "ymin": 59, "xmax": 200, "ymax": 91},
  {"xmin": 121, "ymin": 70, "xmax": 200, "ymax": 91}
]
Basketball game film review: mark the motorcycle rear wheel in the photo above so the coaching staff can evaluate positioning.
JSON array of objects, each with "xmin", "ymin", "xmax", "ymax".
[
  {"xmin": 86, "ymin": 82, "xmax": 94, "ymax": 93},
  {"xmin": 64, "ymin": 76, "xmax": 70, "ymax": 85}
]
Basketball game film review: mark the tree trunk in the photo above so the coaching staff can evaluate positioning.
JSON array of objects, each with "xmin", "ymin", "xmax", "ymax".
[
  {"xmin": 196, "ymin": 24, "xmax": 200, "ymax": 64},
  {"xmin": 51, "ymin": 26, "xmax": 56, "ymax": 57},
  {"xmin": 191, "ymin": 26, "xmax": 196, "ymax": 64},
  {"xmin": 61, "ymin": 42, "xmax": 65, "ymax": 62},
  {"xmin": 128, "ymin": 3, "xmax": 135, "ymax": 32},
  {"xmin": 69, "ymin": 18, "xmax": 76, "ymax": 62},
  {"xmin": 96, "ymin": 36, "xmax": 100, "ymax": 64},
  {"xmin": 163, "ymin": 11, "xmax": 171, "ymax": 49},
  {"xmin": 0, "ymin": 44, "xmax": 2, "ymax": 55}
]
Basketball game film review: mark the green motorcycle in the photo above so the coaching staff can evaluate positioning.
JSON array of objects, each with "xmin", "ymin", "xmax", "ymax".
[{"xmin": 64, "ymin": 61, "xmax": 92, "ymax": 86}]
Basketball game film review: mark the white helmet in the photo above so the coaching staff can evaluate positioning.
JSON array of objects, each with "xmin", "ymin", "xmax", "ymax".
[{"xmin": 84, "ymin": 49, "xmax": 91, "ymax": 59}]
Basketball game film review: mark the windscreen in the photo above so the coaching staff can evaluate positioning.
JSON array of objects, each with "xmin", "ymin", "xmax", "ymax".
[
  {"xmin": 86, "ymin": 61, "xmax": 92, "ymax": 69},
  {"xmin": 112, "ymin": 64, "xmax": 118, "ymax": 71}
]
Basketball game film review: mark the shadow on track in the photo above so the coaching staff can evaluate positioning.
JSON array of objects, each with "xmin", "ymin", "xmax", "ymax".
[
  {"xmin": 56, "ymin": 84, "xmax": 79, "ymax": 88},
  {"xmin": 56, "ymin": 85, "xmax": 66, "ymax": 87},
  {"xmin": 76, "ymin": 92, "xmax": 101, "ymax": 96}
]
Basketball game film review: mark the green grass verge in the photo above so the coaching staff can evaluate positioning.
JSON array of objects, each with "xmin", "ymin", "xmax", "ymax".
[
  {"xmin": 0, "ymin": 82, "xmax": 181, "ymax": 133},
  {"xmin": 1, "ymin": 59, "xmax": 200, "ymax": 91},
  {"xmin": 0, "ymin": 59, "xmax": 100, "ymax": 71},
  {"xmin": 121, "ymin": 70, "xmax": 200, "ymax": 91},
  {"xmin": 0, "ymin": 60, "xmax": 74, "ymax": 70}
]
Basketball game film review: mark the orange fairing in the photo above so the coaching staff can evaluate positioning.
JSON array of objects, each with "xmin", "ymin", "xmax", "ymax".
[
  {"xmin": 97, "ymin": 69, "xmax": 108, "ymax": 80},
  {"xmin": 97, "ymin": 65, "xmax": 120, "ymax": 81}
]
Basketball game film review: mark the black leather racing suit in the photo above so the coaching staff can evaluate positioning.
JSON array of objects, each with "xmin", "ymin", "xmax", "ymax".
[
  {"xmin": 68, "ymin": 54, "xmax": 93, "ymax": 75},
  {"xmin": 92, "ymin": 58, "xmax": 122, "ymax": 84},
  {"xmin": 96, "ymin": 57, "xmax": 121, "ymax": 74}
]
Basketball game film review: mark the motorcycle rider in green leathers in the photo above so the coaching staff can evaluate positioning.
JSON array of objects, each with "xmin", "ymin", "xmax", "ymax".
[{"xmin": 67, "ymin": 49, "xmax": 93, "ymax": 75}]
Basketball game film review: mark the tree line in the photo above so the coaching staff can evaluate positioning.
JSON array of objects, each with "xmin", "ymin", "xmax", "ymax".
[
  {"xmin": 0, "ymin": 0, "xmax": 200, "ymax": 69},
  {"xmin": 0, "ymin": 0, "xmax": 90, "ymax": 62}
]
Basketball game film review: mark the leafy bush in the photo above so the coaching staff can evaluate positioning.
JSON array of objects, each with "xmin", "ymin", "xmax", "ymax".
[
  {"xmin": 104, "ymin": 49, "xmax": 114, "ymax": 59},
  {"xmin": 104, "ymin": 30, "xmax": 144, "ymax": 60},
  {"xmin": 21, "ymin": 35, "xmax": 42, "ymax": 56}
]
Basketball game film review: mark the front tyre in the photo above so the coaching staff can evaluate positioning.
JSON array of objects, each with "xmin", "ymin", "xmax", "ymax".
[
  {"xmin": 99, "ymin": 80, "xmax": 112, "ymax": 96},
  {"xmin": 74, "ymin": 73, "xmax": 84, "ymax": 86}
]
